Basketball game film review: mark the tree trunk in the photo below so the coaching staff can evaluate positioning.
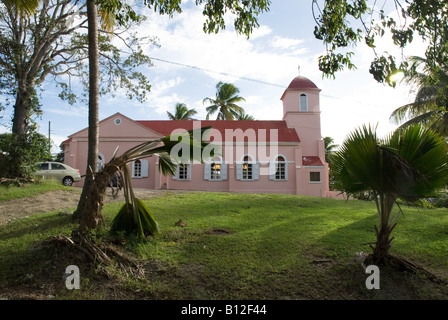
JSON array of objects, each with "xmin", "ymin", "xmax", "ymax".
[
  {"xmin": 12, "ymin": 85, "xmax": 32, "ymax": 136},
  {"xmin": 76, "ymin": 0, "xmax": 102, "ymax": 231},
  {"xmin": 371, "ymin": 193, "xmax": 397, "ymax": 262}
]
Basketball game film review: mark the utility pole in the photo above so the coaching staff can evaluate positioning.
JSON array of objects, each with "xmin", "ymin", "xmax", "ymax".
[{"xmin": 48, "ymin": 121, "xmax": 51, "ymax": 157}]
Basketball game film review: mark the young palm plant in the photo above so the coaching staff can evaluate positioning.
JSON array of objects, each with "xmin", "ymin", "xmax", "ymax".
[
  {"xmin": 332, "ymin": 124, "xmax": 448, "ymax": 264},
  {"xmin": 78, "ymin": 126, "xmax": 212, "ymax": 239}
]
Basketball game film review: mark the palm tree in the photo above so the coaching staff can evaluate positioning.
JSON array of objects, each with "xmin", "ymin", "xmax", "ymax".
[
  {"xmin": 75, "ymin": 0, "xmax": 118, "ymax": 230},
  {"xmin": 167, "ymin": 103, "xmax": 198, "ymax": 120},
  {"xmin": 1, "ymin": 0, "xmax": 39, "ymax": 15},
  {"xmin": 390, "ymin": 56, "xmax": 448, "ymax": 137},
  {"xmin": 203, "ymin": 81, "xmax": 246, "ymax": 120},
  {"xmin": 323, "ymin": 136, "xmax": 338, "ymax": 164},
  {"xmin": 332, "ymin": 124, "xmax": 448, "ymax": 264},
  {"xmin": 236, "ymin": 110, "xmax": 255, "ymax": 120}
]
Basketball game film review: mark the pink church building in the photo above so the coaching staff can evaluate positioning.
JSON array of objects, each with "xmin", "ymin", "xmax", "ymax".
[{"xmin": 61, "ymin": 75, "xmax": 334, "ymax": 197}]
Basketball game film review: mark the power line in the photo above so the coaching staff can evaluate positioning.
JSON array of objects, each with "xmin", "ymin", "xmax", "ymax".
[
  {"xmin": 149, "ymin": 56, "xmax": 287, "ymax": 89},
  {"xmin": 149, "ymin": 56, "xmax": 343, "ymax": 101}
]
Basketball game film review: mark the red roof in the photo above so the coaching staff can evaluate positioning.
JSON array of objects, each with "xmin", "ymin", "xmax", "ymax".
[
  {"xmin": 136, "ymin": 120, "xmax": 300, "ymax": 143},
  {"xmin": 302, "ymin": 156, "xmax": 325, "ymax": 167},
  {"xmin": 286, "ymin": 76, "xmax": 319, "ymax": 90}
]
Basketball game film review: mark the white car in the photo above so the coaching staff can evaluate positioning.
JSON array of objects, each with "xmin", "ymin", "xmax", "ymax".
[{"xmin": 34, "ymin": 162, "xmax": 81, "ymax": 186}]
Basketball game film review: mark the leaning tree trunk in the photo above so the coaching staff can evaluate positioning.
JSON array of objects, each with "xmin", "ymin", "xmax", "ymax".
[
  {"xmin": 77, "ymin": 156, "xmax": 125, "ymax": 231},
  {"xmin": 75, "ymin": 0, "xmax": 102, "ymax": 230}
]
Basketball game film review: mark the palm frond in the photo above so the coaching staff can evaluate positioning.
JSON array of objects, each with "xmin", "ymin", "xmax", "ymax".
[{"xmin": 2, "ymin": 0, "xmax": 39, "ymax": 15}]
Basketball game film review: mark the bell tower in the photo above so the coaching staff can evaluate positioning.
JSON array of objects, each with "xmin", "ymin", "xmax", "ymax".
[{"xmin": 281, "ymin": 76, "xmax": 324, "ymax": 159}]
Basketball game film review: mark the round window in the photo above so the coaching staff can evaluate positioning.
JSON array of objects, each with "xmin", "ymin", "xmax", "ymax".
[{"xmin": 114, "ymin": 118, "xmax": 122, "ymax": 125}]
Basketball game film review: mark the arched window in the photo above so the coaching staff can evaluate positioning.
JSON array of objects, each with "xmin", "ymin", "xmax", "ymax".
[
  {"xmin": 98, "ymin": 153, "xmax": 105, "ymax": 171},
  {"xmin": 270, "ymin": 155, "xmax": 288, "ymax": 181},
  {"xmin": 133, "ymin": 160, "xmax": 142, "ymax": 177},
  {"xmin": 131, "ymin": 159, "xmax": 148, "ymax": 178},
  {"xmin": 204, "ymin": 157, "xmax": 228, "ymax": 181},
  {"xmin": 236, "ymin": 155, "xmax": 259, "ymax": 181},
  {"xmin": 300, "ymin": 93, "xmax": 308, "ymax": 112},
  {"xmin": 242, "ymin": 155, "xmax": 253, "ymax": 180}
]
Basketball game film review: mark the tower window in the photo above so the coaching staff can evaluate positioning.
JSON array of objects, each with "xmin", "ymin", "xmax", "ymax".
[
  {"xmin": 310, "ymin": 172, "xmax": 321, "ymax": 183},
  {"xmin": 300, "ymin": 93, "xmax": 308, "ymax": 112}
]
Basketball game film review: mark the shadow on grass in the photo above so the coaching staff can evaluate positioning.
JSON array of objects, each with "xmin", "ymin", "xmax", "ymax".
[{"xmin": 0, "ymin": 213, "xmax": 76, "ymax": 242}]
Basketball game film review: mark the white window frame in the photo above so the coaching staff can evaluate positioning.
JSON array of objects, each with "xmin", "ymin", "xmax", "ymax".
[
  {"xmin": 300, "ymin": 93, "xmax": 308, "ymax": 112},
  {"xmin": 269, "ymin": 155, "xmax": 288, "ymax": 181},
  {"xmin": 132, "ymin": 159, "xmax": 148, "ymax": 178},
  {"xmin": 236, "ymin": 155, "xmax": 259, "ymax": 181},
  {"xmin": 309, "ymin": 171, "xmax": 321, "ymax": 183},
  {"xmin": 173, "ymin": 163, "xmax": 191, "ymax": 181},
  {"xmin": 204, "ymin": 156, "xmax": 227, "ymax": 181}
]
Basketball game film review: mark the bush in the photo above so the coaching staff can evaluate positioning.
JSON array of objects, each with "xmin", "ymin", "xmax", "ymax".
[
  {"xmin": 0, "ymin": 132, "xmax": 51, "ymax": 179},
  {"xmin": 434, "ymin": 193, "xmax": 448, "ymax": 208}
]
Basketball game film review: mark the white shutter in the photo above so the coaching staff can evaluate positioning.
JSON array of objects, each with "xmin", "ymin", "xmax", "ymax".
[
  {"xmin": 204, "ymin": 164, "xmax": 211, "ymax": 180},
  {"xmin": 131, "ymin": 161, "xmax": 136, "ymax": 178},
  {"xmin": 252, "ymin": 163, "xmax": 259, "ymax": 180},
  {"xmin": 221, "ymin": 163, "xmax": 227, "ymax": 180},
  {"xmin": 269, "ymin": 161, "xmax": 276, "ymax": 180},
  {"xmin": 141, "ymin": 160, "xmax": 149, "ymax": 178},
  {"xmin": 236, "ymin": 164, "xmax": 243, "ymax": 180},
  {"xmin": 172, "ymin": 165, "xmax": 178, "ymax": 180},
  {"xmin": 284, "ymin": 162, "xmax": 288, "ymax": 181},
  {"xmin": 187, "ymin": 164, "xmax": 192, "ymax": 180}
]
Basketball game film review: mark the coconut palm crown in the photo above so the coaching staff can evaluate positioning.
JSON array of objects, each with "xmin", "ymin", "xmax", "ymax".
[
  {"xmin": 204, "ymin": 81, "xmax": 246, "ymax": 120},
  {"xmin": 390, "ymin": 56, "xmax": 448, "ymax": 137},
  {"xmin": 167, "ymin": 103, "xmax": 198, "ymax": 120}
]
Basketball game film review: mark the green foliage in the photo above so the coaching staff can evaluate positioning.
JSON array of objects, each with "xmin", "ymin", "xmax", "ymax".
[
  {"xmin": 312, "ymin": 0, "xmax": 448, "ymax": 84},
  {"xmin": 333, "ymin": 125, "xmax": 448, "ymax": 200},
  {"xmin": 111, "ymin": 198, "xmax": 159, "ymax": 237},
  {"xmin": 0, "ymin": 131, "xmax": 51, "ymax": 179},
  {"xmin": 390, "ymin": 56, "xmax": 448, "ymax": 137},
  {"xmin": 332, "ymin": 124, "xmax": 448, "ymax": 258},
  {"xmin": 204, "ymin": 82, "xmax": 246, "ymax": 120},
  {"xmin": 141, "ymin": 0, "xmax": 271, "ymax": 38},
  {"xmin": 166, "ymin": 103, "xmax": 198, "ymax": 120}
]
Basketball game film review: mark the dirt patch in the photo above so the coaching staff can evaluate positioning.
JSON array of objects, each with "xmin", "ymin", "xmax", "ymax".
[
  {"xmin": 204, "ymin": 228, "xmax": 234, "ymax": 236},
  {"xmin": 0, "ymin": 187, "xmax": 180, "ymax": 226}
]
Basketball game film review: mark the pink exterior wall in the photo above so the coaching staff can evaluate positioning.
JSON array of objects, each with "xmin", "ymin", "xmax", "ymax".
[{"xmin": 62, "ymin": 76, "xmax": 332, "ymax": 198}]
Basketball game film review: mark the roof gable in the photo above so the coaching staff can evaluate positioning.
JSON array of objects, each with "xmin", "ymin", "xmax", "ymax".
[{"xmin": 69, "ymin": 113, "xmax": 163, "ymax": 140}]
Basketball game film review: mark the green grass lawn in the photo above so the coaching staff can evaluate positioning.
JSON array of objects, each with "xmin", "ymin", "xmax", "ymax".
[
  {"xmin": 0, "ymin": 180, "xmax": 71, "ymax": 201},
  {"xmin": 0, "ymin": 191, "xmax": 447, "ymax": 300}
]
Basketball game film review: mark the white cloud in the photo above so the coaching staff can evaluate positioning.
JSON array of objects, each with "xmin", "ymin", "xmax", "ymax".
[{"xmin": 270, "ymin": 36, "xmax": 304, "ymax": 50}]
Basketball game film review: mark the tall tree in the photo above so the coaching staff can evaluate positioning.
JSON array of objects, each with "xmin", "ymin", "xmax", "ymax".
[
  {"xmin": 204, "ymin": 81, "xmax": 246, "ymax": 120},
  {"xmin": 332, "ymin": 124, "xmax": 448, "ymax": 264},
  {"xmin": 312, "ymin": 0, "xmax": 448, "ymax": 85},
  {"xmin": 167, "ymin": 103, "xmax": 198, "ymax": 120},
  {"xmin": 390, "ymin": 56, "xmax": 448, "ymax": 137},
  {"xmin": 0, "ymin": 0, "xmax": 153, "ymax": 178},
  {"xmin": 77, "ymin": 0, "xmax": 101, "ymax": 229}
]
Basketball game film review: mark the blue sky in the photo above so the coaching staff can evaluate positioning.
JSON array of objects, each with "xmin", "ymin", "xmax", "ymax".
[{"xmin": 0, "ymin": 0, "xmax": 425, "ymax": 154}]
